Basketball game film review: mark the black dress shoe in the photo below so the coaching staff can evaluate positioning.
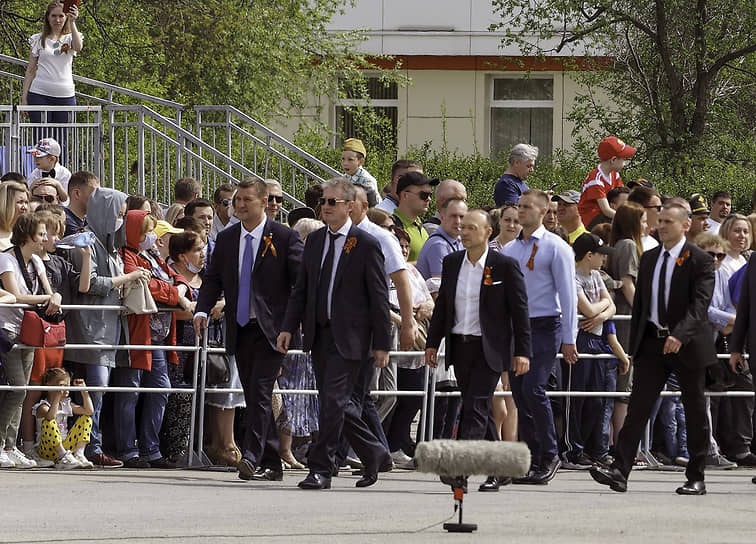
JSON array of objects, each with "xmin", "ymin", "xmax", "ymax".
[
  {"xmin": 498, "ymin": 476, "xmax": 513, "ymax": 486},
  {"xmin": 529, "ymin": 456, "xmax": 561, "ymax": 484},
  {"xmin": 123, "ymin": 456, "xmax": 150, "ymax": 469},
  {"xmin": 298, "ymin": 473, "xmax": 332, "ymax": 490},
  {"xmin": 589, "ymin": 465, "xmax": 627, "ymax": 493},
  {"xmin": 149, "ymin": 457, "xmax": 179, "ymax": 469},
  {"xmin": 751, "ymin": 476, "xmax": 756, "ymax": 484},
  {"xmin": 355, "ymin": 472, "xmax": 378, "ymax": 488},
  {"xmin": 676, "ymin": 480, "xmax": 706, "ymax": 495},
  {"xmin": 251, "ymin": 467, "xmax": 283, "ymax": 481},
  {"xmin": 440, "ymin": 475, "xmax": 468, "ymax": 493},
  {"xmin": 478, "ymin": 476, "xmax": 501, "ymax": 492},
  {"xmin": 237, "ymin": 458, "xmax": 256, "ymax": 481},
  {"xmin": 512, "ymin": 464, "xmax": 538, "ymax": 484}
]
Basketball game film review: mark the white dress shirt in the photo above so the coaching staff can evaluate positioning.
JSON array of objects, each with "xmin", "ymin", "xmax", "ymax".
[
  {"xmin": 321, "ymin": 218, "xmax": 352, "ymax": 320},
  {"xmin": 238, "ymin": 216, "xmax": 266, "ymax": 320},
  {"xmin": 451, "ymin": 247, "xmax": 487, "ymax": 336},
  {"xmin": 649, "ymin": 237, "xmax": 686, "ymax": 328}
]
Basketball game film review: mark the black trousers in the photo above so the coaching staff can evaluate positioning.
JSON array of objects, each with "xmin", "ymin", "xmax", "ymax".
[
  {"xmin": 309, "ymin": 325, "xmax": 384, "ymax": 476},
  {"xmin": 236, "ymin": 322, "xmax": 283, "ymax": 470},
  {"xmin": 451, "ymin": 337, "xmax": 500, "ymax": 440},
  {"xmin": 613, "ymin": 330, "xmax": 709, "ymax": 482}
]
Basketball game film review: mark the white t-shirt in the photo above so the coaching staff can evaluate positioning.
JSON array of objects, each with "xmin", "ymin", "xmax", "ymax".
[
  {"xmin": 27, "ymin": 165, "xmax": 72, "ymax": 197},
  {"xmin": 0, "ymin": 251, "xmax": 45, "ymax": 334},
  {"xmin": 720, "ymin": 254, "xmax": 747, "ymax": 281},
  {"xmin": 32, "ymin": 398, "xmax": 74, "ymax": 444},
  {"xmin": 29, "ymin": 32, "xmax": 83, "ymax": 98},
  {"xmin": 707, "ymin": 217, "xmax": 721, "ymax": 235}
]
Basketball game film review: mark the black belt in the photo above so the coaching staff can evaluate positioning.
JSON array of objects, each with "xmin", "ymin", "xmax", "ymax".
[
  {"xmin": 451, "ymin": 334, "xmax": 482, "ymax": 344},
  {"xmin": 646, "ymin": 322, "xmax": 670, "ymax": 339}
]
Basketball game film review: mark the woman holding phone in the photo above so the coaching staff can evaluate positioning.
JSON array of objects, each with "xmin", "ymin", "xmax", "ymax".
[{"xmin": 21, "ymin": 1, "xmax": 82, "ymax": 137}]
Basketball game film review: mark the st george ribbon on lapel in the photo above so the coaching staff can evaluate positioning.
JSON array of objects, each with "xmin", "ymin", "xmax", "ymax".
[
  {"xmin": 237, "ymin": 233, "xmax": 254, "ymax": 327},
  {"xmin": 317, "ymin": 231, "xmax": 341, "ymax": 326}
]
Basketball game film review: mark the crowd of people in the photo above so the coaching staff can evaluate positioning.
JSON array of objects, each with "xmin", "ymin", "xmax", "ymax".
[{"xmin": 0, "ymin": 129, "xmax": 755, "ymax": 494}]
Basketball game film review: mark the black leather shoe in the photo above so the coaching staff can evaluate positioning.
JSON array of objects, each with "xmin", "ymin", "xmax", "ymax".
[
  {"xmin": 498, "ymin": 476, "xmax": 513, "ymax": 486},
  {"xmin": 752, "ymin": 476, "xmax": 756, "ymax": 484},
  {"xmin": 676, "ymin": 480, "xmax": 706, "ymax": 495},
  {"xmin": 478, "ymin": 476, "xmax": 501, "ymax": 492},
  {"xmin": 149, "ymin": 457, "xmax": 179, "ymax": 469},
  {"xmin": 529, "ymin": 456, "xmax": 561, "ymax": 484},
  {"xmin": 298, "ymin": 473, "xmax": 331, "ymax": 490},
  {"xmin": 440, "ymin": 475, "xmax": 468, "ymax": 493},
  {"xmin": 589, "ymin": 465, "xmax": 627, "ymax": 493},
  {"xmin": 251, "ymin": 467, "xmax": 283, "ymax": 481},
  {"xmin": 237, "ymin": 458, "xmax": 256, "ymax": 481},
  {"xmin": 512, "ymin": 464, "xmax": 538, "ymax": 484},
  {"xmin": 355, "ymin": 472, "xmax": 378, "ymax": 488}
]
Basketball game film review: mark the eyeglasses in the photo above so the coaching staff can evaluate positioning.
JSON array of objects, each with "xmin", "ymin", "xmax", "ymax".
[
  {"xmin": 318, "ymin": 197, "xmax": 349, "ymax": 206},
  {"xmin": 410, "ymin": 190, "xmax": 432, "ymax": 201},
  {"xmin": 268, "ymin": 195, "xmax": 283, "ymax": 203},
  {"xmin": 33, "ymin": 194, "xmax": 56, "ymax": 203},
  {"xmin": 706, "ymin": 251, "xmax": 727, "ymax": 261},
  {"xmin": 644, "ymin": 205, "xmax": 662, "ymax": 212}
]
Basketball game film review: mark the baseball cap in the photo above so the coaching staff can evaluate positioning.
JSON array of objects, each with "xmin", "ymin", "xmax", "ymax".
[
  {"xmin": 287, "ymin": 206, "xmax": 316, "ymax": 228},
  {"xmin": 688, "ymin": 193, "xmax": 710, "ymax": 215},
  {"xmin": 396, "ymin": 171, "xmax": 440, "ymax": 195},
  {"xmin": 552, "ymin": 190, "xmax": 581, "ymax": 204},
  {"xmin": 626, "ymin": 178, "xmax": 655, "ymax": 189},
  {"xmin": 28, "ymin": 138, "xmax": 61, "ymax": 158},
  {"xmin": 154, "ymin": 220, "xmax": 184, "ymax": 239},
  {"xmin": 573, "ymin": 232, "xmax": 615, "ymax": 261},
  {"xmin": 597, "ymin": 136, "xmax": 636, "ymax": 161},
  {"xmin": 342, "ymin": 138, "xmax": 367, "ymax": 157}
]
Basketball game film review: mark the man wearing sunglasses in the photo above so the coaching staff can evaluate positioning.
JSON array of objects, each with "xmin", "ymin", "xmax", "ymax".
[
  {"xmin": 265, "ymin": 179, "xmax": 284, "ymax": 221},
  {"xmin": 30, "ymin": 177, "xmax": 68, "ymax": 206},
  {"xmin": 392, "ymin": 171, "xmax": 440, "ymax": 262},
  {"xmin": 278, "ymin": 177, "xmax": 391, "ymax": 490},
  {"xmin": 210, "ymin": 183, "xmax": 237, "ymax": 242}
]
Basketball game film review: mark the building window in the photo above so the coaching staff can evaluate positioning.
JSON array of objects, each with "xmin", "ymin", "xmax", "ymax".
[
  {"xmin": 336, "ymin": 76, "xmax": 398, "ymax": 149},
  {"xmin": 490, "ymin": 77, "xmax": 553, "ymax": 159}
]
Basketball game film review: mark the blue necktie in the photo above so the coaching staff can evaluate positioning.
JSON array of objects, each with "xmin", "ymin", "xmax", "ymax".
[{"xmin": 237, "ymin": 233, "xmax": 254, "ymax": 327}]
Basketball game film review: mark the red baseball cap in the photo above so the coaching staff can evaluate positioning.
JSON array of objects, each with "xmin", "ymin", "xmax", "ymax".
[{"xmin": 597, "ymin": 136, "xmax": 636, "ymax": 161}]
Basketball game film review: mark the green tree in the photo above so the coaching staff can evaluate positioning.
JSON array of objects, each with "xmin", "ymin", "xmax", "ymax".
[{"xmin": 490, "ymin": 0, "xmax": 756, "ymax": 187}]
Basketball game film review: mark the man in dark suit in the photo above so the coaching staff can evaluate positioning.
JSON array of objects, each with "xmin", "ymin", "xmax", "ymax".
[
  {"xmin": 591, "ymin": 197, "xmax": 716, "ymax": 495},
  {"xmin": 194, "ymin": 177, "xmax": 303, "ymax": 482},
  {"xmin": 277, "ymin": 177, "xmax": 392, "ymax": 490},
  {"xmin": 728, "ymin": 258, "xmax": 756, "ymax": 486},
  {"xmin": 425, "ymin": 209, "xmax": 532, "ymax": 490}
]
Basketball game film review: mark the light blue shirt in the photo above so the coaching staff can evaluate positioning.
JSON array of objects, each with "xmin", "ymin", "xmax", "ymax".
[
  {"xmin": 416, "ymin": 228, "xmax": 461, "ymax": 280},
  {"xmin": 708, "ymin": 267, "xmax": 736, "ymax": 340},
  {"xmin": 501, "ymin": 224, "xmax": 578, "ymax": 345}
]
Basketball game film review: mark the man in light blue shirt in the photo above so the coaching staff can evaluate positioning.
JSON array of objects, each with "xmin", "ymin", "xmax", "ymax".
[
  {"xmin": 501, "ymin": 189, "xmax": 578, "ymax": 485},
  {"xmin": 416, "ymin": 198, "xmax": 466, "ymax": 280}
]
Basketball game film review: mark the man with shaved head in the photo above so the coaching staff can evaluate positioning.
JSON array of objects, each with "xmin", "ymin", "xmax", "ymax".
[{"xmin": 423, "ymin": 179, "xmax": 467, "ymax": 236}]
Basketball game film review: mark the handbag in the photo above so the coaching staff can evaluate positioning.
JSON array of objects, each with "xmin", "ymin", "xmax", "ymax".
[
  {"xmin": 19, "ymin": 310, "xmax": 66, "ymax": 348},
  {"xmin": 205, "ymin": 339, "xmax": 230, "ymax": 387}
]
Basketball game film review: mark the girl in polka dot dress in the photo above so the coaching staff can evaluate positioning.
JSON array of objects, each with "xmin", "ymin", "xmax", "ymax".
[{"xmin": 32, "ymin": 368, "xmax": 94, "ymax": 469}]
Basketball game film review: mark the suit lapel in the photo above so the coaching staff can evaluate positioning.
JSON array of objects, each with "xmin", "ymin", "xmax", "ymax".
[
  {"xmin": 253, "ymin": 218, "xmax": 271, "ymax": 274},
  {"xmin": 667, "ymin": 241, "xmax": 691, "ymax": 303},
  {"xmin": 639, "ymin": 246, "xmax": 660, "ymax": 319},
  {"xmin": 333, "ymin": 226, "xmax": 356, "ymax": 290},
  {"xmin": 446, "ymin": 251, "xmax": 464, "ymax": 319},
  {"xmin": 228, "ymin": 223, "xmax": 242, "ymax": 298}
]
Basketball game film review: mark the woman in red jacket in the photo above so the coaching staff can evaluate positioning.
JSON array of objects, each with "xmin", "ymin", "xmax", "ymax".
[{"xmin": 111, "ymin": 209, "xmax": 194, "ymax": 468}]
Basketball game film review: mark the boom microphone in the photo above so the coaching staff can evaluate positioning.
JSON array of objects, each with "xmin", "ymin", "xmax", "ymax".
[{"xmin": 415, "ymin": 439, "xmax": 531, "ymax": 478}]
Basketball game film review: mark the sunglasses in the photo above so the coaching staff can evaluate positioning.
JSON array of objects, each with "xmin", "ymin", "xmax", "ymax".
[
  {"xmin": 33, "ymin": 194, "xmax": 56, "ymax": 203},
  {"xmin": 318, "ymin": 197, "xmax": 349, "ymax": 206},
  {"xmin": 706, "ymin": 251, "xmax": 727, "ymax": 261},
  {"xmin": 410, "ymin": 190, "xmax": 432, "ymax": 201},
  {"xmin": 644, "ymin": 205, "xmax": 662, "ymax": 212},
  {"xmin": 268, "ymin": 195, "xmax": 283, "ymax": 203},
  {"xmin": 219, "ymin": 198, "xmax": 232, "ymax": 207}
]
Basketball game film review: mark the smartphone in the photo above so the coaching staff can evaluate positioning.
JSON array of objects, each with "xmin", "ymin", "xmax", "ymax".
[{"xmin": 63, "ymin": 0, "xmax": 79, "ymax": 13}]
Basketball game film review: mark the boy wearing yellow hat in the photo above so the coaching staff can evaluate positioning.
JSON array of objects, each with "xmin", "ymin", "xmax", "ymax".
[{"xmin": 341, "ymin": 138, "xmax": 379, "ymax": 206}]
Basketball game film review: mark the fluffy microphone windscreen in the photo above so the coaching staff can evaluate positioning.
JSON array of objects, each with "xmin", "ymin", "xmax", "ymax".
[{"xmin": 415, "ymin": 440, "xmax": 531, "ymax": 477}]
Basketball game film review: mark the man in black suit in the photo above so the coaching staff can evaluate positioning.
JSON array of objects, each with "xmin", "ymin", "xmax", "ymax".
[
  {"xmin": 194, "ymin": 177, "xmax": 303, "ymax": 482},
  {"xmin": 728, "ymin": 259, "xmax": 756, "ymax": 486},
  {"xmin": 425, "ymin": 209, "xmax": 532, "ymax": 490},
  {"xmin": 277, "ymin": 177, "xmax": 391, "ymax": 490},
  {"xmin": 591, "ymin": 197, "xmax": 716, "ymax": 495}
]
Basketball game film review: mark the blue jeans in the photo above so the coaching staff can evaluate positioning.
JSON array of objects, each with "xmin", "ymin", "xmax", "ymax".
[
  {"xmin": 510, "ymin": 317, "xmax": 561, "ymax": 468},
  {"xmin": 111, "ymin": 349, "xmax": 169, "ymax": 461},
  {"xmin": 598, "ymin": 357, "xmax": 618, "ymax": 459}
]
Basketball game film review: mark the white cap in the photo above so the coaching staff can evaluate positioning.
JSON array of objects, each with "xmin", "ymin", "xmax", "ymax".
[{"xmin": 28, "ymin": 138, "xmax": 61, "ymax": 158}]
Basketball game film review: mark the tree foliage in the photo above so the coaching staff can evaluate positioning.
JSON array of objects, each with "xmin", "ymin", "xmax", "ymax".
[{"xmin": 491, "ymin": 0, "xmax": 756, "ymax": 187}]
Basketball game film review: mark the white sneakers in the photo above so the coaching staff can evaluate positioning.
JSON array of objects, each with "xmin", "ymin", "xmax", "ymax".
[
  {"xmin": 55, "ymin": 451, "xmax": 80, "ymax": 470},
  {"xmin": 0, "ymin": 450, "xmax": 15, "ymax": 468},
  {"xmin": 24, "ymin": 447, "xmax": 55, "ymax": 468},
  {"xmin": 5, "ymin": 447, "xmax": 37, "ymax": 469},
  {"xmin": 390, "ymin": 450, "xmax": 415, "ymax": 470},
  {"xmin": 74, "ymin": 451, "xmax": 94, "ymax": 469}
]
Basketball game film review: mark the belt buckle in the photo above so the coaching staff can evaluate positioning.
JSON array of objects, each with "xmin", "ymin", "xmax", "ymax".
[{"xmin": 656, "ymin": 327, "xmax": 670, "ymax": 339}]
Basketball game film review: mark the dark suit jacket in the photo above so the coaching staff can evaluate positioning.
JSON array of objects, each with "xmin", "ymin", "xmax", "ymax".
[
  {"xmin": 196, "ymin": 218, "xmax": 303, "ymax": 355},
  {"xmin": 426, "ymin": 249, "xmax": 532, "ymax": 373},
  {"xmin": 281, "ymin": 224, "xmax": 391, "ymax": 360},
  {"xmin": 730, "ymin": 257, "xmax": 756, "ymax": 356},
  {"xmin": 628, "ymin": 241, "xmax": 716, "ymax": 367}
]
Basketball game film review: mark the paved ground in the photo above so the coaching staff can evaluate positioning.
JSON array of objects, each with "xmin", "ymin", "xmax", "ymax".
[{"xmin": 3, "ymin": 466, "xmax": 755, "ymax": 543}]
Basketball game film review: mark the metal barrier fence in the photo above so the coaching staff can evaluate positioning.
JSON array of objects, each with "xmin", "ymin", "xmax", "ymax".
[{"xmin": 0, "ymin": 303, "xmax": 752, "ymax": 469}]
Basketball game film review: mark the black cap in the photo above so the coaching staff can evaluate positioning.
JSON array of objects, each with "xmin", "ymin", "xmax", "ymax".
[
  {"xmin": 287, "ymin": 206, "xmax": 316, "ymax": 228},
  {"xmin": 688, "ymin": 193, "xmax": 710, "ymax": 215},
  {"xmin": 396, "ymin": 171, "xmax": 440, "ymax": 195},
  {"xmin": 573, "ymin": 233, "xmax": 615, "ymax": 261}
]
